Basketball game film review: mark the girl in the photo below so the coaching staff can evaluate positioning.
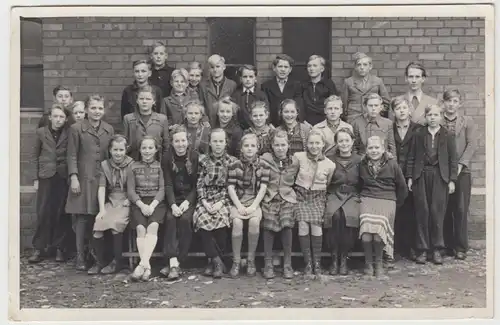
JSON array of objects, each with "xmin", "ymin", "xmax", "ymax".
[
  {"xmin": 127, "ymin": 136, "xmax": 166, "ymax": 281},
  {"xmin": 38, "ymin": 85, "xmax": 74, "ymax": 128},
  {"xmin": 244, "ymin": 101, "xmax": 274, "ymax": 155},
  {"xmin": 148, "ymin": 41, "xmax": 174, "ymax": 99},
  {"xmin": 358, "ymin": 136, "xmax": 408, "ymax": 277},
  {"xmin": 260, "ymin": 130, "xmax": 299, "ymax": 279},
  {"xmin": 71, "ymin": 101, "xmax": 86, "ymax": 123},
  {"xmin": 180, "ymin": 100, "xmax": 211, "ymax": 155},
  {"xmin": 187, "ymin": 61, "xmax": 203, "ymax": 99},
  {"xmin": 324, "ymin": 128, "xmax": 362, "ymax": 275},
  {"xmin": 276, "ymin": 99, "xmax": 312, "ymax": 156},
  {"xmin": 160, "ymin": 126, "xmax": 199, "ymax": 280},
  {"xmin": 292, "ymin": 129, "xmax": 336, "ymax": 275},
  {"xmin": 164, "ymin": 68, "xmax": 199, "ymax": 126},
  {"xmin": 313, "ymin": 95, "xmax": 353, "ymax": 149},
  {"xmin": 88, "ymin": 135, "xmax": 134, "ymax": 275},
  {"xmin": 407, "ymin": 105, "xmax": 457, "ymax": 265},
  {"xmin": 123, "ymin": 85, "xmax": 170, "ymax": 162},
  {"xmin": 227, "ymin": 134, "xmax": 270, "ymax": 277},
  {"xmin": 66, "ymin": 94, "xmax": 115, "ymax": 271},
  {"xmin": 28, "ymin": 104, "xmax": 72, "ymax": 264},
  {"xmin": 214, "ymin": 96, "xmax": 243, "ymax": 157},
  {"xmin": 193, "ymin": 129, "xmax": 237, "ymax": 279}
]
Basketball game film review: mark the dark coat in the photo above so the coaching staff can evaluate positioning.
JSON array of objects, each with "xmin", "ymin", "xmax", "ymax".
[
  {"xmin": 261, "ymin": 78, "xmax": 303, "ymax": 127},
  {"xmin": 163, "ymin": 151, "xmax": 199, "ymax": 207},
  {"xmin": 32, "ymin": 126, "xmax": 70, "ymax": 180},
  {"xmin": 301, "ymin": 78, "xmax": 338, "ymax": 126},
  {"xmin": 149, "ymin": 64, "xmax": 175, "ymax": 98},
  {"xmin": 120, "ymin": 82, "xmax": 166, "ymax": 119},
  {"xmin": 231, "ymin": 86, "xmax": 270, "ymax": 130},
  {"xmin": 199, "ymin": 77, "xmax": 238, "ymax": 126},
  {"xmin": 393, "ymin": 121, "xmax": 421, "ymax": 177}
]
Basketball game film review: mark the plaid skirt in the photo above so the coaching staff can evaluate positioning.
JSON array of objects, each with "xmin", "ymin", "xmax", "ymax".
[
  {"xmin": 262, "ymin": 197, "xmax": 295, "ymax": 232},
  {"xmin": 193, "ymin": 187, "xmax": 230, "ymax": 232},
  {"xmin": 294, "ymin": 186, "xmax": 327, "ymax": 226},
  {"xmin": 359, "ymin": 196, "xmax": 396, "ymax": 259}
]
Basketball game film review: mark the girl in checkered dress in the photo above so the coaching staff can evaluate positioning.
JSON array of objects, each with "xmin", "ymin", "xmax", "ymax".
[
  {"xmin": 276, "ymin": 99, "xmax": 312, "ymax": 156},
  {"xmin": 243, "ymin": 101, "xmax": 274, "ymax": 155},
  {"xmin": 193, "ymin": 128, "xmax": 237, "ymax": 278},
  {"xmin": 292, "ymin": 129, "xmax": 336, "ymax": 276}
]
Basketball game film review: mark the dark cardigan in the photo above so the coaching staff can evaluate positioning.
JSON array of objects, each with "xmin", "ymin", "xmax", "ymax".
[{"xmin": 163, "ymin": 150, "xmax": 199, "ymax": 207}]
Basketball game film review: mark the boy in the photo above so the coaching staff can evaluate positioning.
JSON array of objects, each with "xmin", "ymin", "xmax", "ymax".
[
  {"xmin": 164, "ymin": 68, "xmax": 199, "ymax": 126},
  {"xmin": 313, "ymin": 95, "xmax": 353, "ymax": 150},
  {"xmin": 149, "ymin": 41, "xmax": 175, "ymax": 98},
  {"xmin": 302, "ymin": 55, "xmax": 338, "ymax": 126},
  {"xmin": 231, "ymin": 64, "xmax": 269, "ymax": 130},
  {"xmin": 261, "ymin": 54, "xmax": 303, "ymax": 127},
  {"xmin": 199, "ymin": 54, "xmax": 238, "ymax": 126},
  {"xmin": 441, "ymin": 89, "xmax": 478, "ymax": 260}
]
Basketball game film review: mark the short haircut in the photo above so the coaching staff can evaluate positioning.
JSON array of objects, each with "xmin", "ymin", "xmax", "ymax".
[
  {"xmin": 132, "ymin": 59, "xmax": 152, "ymax": 70},
  {"xmin": 405, "ymin": 61, "xmax": 427, "ymax": 78},
  {"xmin": 139, "ymin": 135, "xmax": 159, "ymax": 149},
  {"xmin": 207, "ymin": 54, "xmax": 225, "ymax": 66},
  {"xmin": 148, "ymin": 41, "xmax": 167, "ymax": 54},
  {"xmin": 137, "ymin": 85, "xmax": 157, "ymax": 99},
  {"xmin": 170, "ymin": 124, "xmax": 188, "ymax": 139},
  {"xmin": 353, "ymin": 52, "xmax": 372, "ymax": 65},
  {"xmin": 390, "ymin": 97, "xmax": 410, "ymax": 111},
  {"xmin": 240, "ymin": 133, "xmax": 259, "ymax": 151},
  {"xmin": 238, "ymin": 64, "xmax": 258, "ymax": 77},
  {"xmin": 183, "ymin": 99, "xmax": 206, "ymax": 118},
  {"xmin": 270, "ymin": 129, "xmax": 289, "ymax": 145},
  {"xmin": 367, "ymin": 135, "xmax": 385, "ymax": 148},
  {"xmin": 250, "ymin": 101, "xmax": 269, "ymax": 114},
  {"xmin": 108, "ymin": 134, "xmax": 129, "ymax": 153},
  {"xmin": 52, "ymin": 85, "xmax": 72, "ymax": 97},
  {"xmin": 272, "ymin": 54, "xmax": 294, "ymax": 67},
  {"xmin": 209, "ymin": 128, "xmax": 228, "ymax": 144},
  {"xmin": 308, "ymin": 55, "xmax": 325, "ymax": 67},
  {"xmin": 324, "ymin": 95, "xmax": 343, "ymax": 108},
  {"xmin": 215, "ymin": 96, "xmax": 239, "ymax": 116},
  {"xmin": 424, "ymin": 104, "xmax": 443, "ymax": 116},
  {"xmin": 171, "ymin": 68, "xmax": 189, "ymax": 82},
  {"xmin": 85, "ymin": 94, "xmax": 105, "ymax": 108},
  {"xmin": 443, "ymin": 88, "xmax": 463, "ymax": 102},
  {"xmin": 71, "ymin": 101, "xmax": 85, "ymax": 111},
  {"xmin": 363, "ymin": 93, "xmax": 383, "ymax": 107},
  {"xmin": 49, "ymin": 103, "xmax": 69, "ymax": 116},
  {"xmin": 334, "ymin": 127, "xmax": 355, "ymax": 144},
  {"xmin": 187, "ymin": 61, "xmax": 203, "ymax": 72}
]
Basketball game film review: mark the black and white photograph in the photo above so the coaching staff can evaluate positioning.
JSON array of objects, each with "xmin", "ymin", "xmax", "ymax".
[{"xmin": 8, "ymin": 2, "xmax": 495, "ymax": 322}]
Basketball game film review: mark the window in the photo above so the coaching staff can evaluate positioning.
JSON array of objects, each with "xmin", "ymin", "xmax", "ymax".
[
  {"xmin": 20, "ymin": 18, "xmax": 44, "ymax": 111},
  {"xmin": 208, "ymin": 17, "xmax": 256, "ymax": 82}
]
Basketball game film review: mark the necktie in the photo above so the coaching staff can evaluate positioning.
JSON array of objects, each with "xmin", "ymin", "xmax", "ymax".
[
  {"xmin": 245, "ymin": 91, "xmax": 250, "ymax": 109},
  {"xmin": 411, "ymin": 96, "xmax": 419, "ymax": 110}
]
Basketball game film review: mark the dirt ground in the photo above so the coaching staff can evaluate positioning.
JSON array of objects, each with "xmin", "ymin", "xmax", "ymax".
[{"xmin": 19, "ymin": 241, "xmax": 486, "ymax": 309}]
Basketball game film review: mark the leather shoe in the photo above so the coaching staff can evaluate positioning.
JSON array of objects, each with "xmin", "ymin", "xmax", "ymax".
[
  {"xmin": 28, "ymin": 250, "xmax": 43, "ymax": 264},
  {"xmin": 433, "ymin": 250, "xmax": 443, "ymax": 265},
  {"xmin": 455, "ymin": 251, "xmax": 466, "ymax": 260},
  {"xmin": 416, "ymin": 252, "xmax": 427, "ymax": 264},
  {"xmin": 55, "ymin": 249, "xmax": 65, "ymax": 262}
]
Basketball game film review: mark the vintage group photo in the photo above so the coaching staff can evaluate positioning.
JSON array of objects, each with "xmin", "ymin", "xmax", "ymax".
[{"xmin": 11, "ymin": 4, "xmax": 493, "ymax": 320}]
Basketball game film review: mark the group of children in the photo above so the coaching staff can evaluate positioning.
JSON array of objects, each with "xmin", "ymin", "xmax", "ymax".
[{"xmin": 29, "ymin": 41, "xmax": 478, "ymax": 282}]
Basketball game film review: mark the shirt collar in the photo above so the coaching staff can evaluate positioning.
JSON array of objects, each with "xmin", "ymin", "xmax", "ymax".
[
  {"xmin": 395, "ymin": 119, "xmax": 410, "ymax": 129},
  {"xmin": 212, "ymin": 77, "xmax": 225, "ymax": 87},
  {"xmin": 408, "ymin": 89, "xmax": 423, "ymax": 103},
  {"xmin": 243, "ymin": 86, "xmax": 255, "ymax": 94},
  {"xmin": 327, "ymin": 119, "xmax": 341, "ymax": 129},
  {"xmin": 444, "ymin": 114, "xmax": 458, "ymax": 122},
  {"xmin": 364, "ymin": 114, "xmax": 380, "ymax": 126},
  {"xmin": 277, "ymin": 77, "xmax": 287, "ymax": 85},
  {"xmin": 427, "ymin": 125, "xmax": 441, "ymax": 136}
]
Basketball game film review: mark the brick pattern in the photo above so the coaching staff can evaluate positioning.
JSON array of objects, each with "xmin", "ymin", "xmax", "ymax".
[{"xmin": 255, "ymin": 17, "xmax": 282, "ymax": 81}]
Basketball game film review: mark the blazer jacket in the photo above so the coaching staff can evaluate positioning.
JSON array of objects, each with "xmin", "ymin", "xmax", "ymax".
[
  {"xmin": 231, "ymin": 86, "xmax": 270, "ymax": 130},
  {"xmin": 313, "ymin": 119, "xmax": 353, "ymax": 149},
  {"xmin": 391, "ymin": 92, "xmax": 439, "ymax": 125},
  {"xmin": 301, "ymin": 78, "xmax": 339, "ymax": 126},
  {"xmin": 32, "ymin": 125, "xmax": 70, "ymax": 180},
  {"xmin": 199, "ymin": 77, "xmax": 238, "ymax": 126},
  {"xmin": 261, "ymin": 78, "xmax": 303, "ymax": 127},
  {"xmin": 446, "ymin": 114, "xmax": 478, "ymax": 172},
  {"xmin": 123, "ymin": 112, "xmax": 170, "ymax": 161},
  {"xmin": 393, "ymin": 120, "xmax": 421, "ymax": 176},
  {"xmin": 352, "ymin": 114, "xmax": 397, "ymax": 157},
  {"xmin": 164, "ymin": 92, "xmax": 199, "ymax": 126},
  {"xmin": 149, "ymin": 64, "xmax": 175, "ymax": 98}
]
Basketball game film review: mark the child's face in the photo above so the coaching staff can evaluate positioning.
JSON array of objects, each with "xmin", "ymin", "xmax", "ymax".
[
  {"xmin": 355, "ymin": 57, "xmax": 372, "ymax": 77},
  {"xmin": 240, "ymin": 69, "xmax": 256, "ymax": 89},
  {"xmin": 217, "ymin": 103, "xmax": 233, "ymax": 125},
  {"xmin": 172, "ymin": 75, "xmax": 187, "ymax": 93},
  {"xmin": 151, "ymin": 45, "xmax": 167, "ymax": 68},
  {"xmin": 444, "ymin": 96, "xmax": 461, "ymax": 116},
  {"xmin": 209, "ymin": 61, "xmax": 225, "ymax": 79},
  {"xmin": 134, "ymin": 63, "xmax": 151, "ymax": 84},
  {"xmin": 365, "ymin": 98, "xmax": 382, "ymax": 118},
  {"xmin": 272, "ymin": 136, "xmax": 289, "ymax": 159},
  {"xmin": 325, "ymin": 101, "xmax": 342, "ymax": 122},
  {"xmin": 186, "ymin": 105, "xmax": 202, "ymax": 125},
  {"xmin": 72, "ymin": 103, "xmax": 86, "ymax": 122},
  {"xmin": 172, "ymin": 132, "xmax": 188, "ymax": 156},
  {"xmin": 393, "ymin": 102, "xmax": 410, "ymax": 121},
  {"xmin": 241, "ymin": 138, "xmax": 258, "ymax": 160},
  {"xmin": 307, "ymin": 134, "xmax": 325, "ymax": 156},
  {"xmin": 336, "ymin": 132, "xmax": 354, "ymax": 154},
  {"xmin": 425, "ymin": 107, "xmax": 443, "ymax": 128},
  {"xmin": 140, "ymin": 139, "xmax": 157, "ymax": 162},
  {"xmin": 188, "ymin": 68, "xmax": 202, "ymax": 87},
  {"xmin": 307, "ymin": 58, "xmax": 324, "ymax": 78},
  {"xmin": 137, "ymin": 91, "xmax": 155, "ymax": 113},
  {"xmin": 210, "ymin": 131, "xmax": 226, "ymax": 156},
  {"xmin": 49, "ymin": 108, "xmax": 68, "ymax": 130},
  {"xmin": 273, "ymin": 60, "xmax": 292, "ymax": 80},
  {"xmin": 86, "ymin": 100, "xmax": 105, "ymax": 122},
  {"xmin": 110, "ymin": 141, "xmax": 127, "ymax": 164},
  {"xmin": 281, "ymin": 103, "xmax": 298, "ymax": 124},
  {"xmin": 251, "ymin": 107, "xmax": 268, "ymax": 128},
  {"xmin": 366, "ymin": 139, "xmax": 384, "ymax": 160},
  {"xmin": 405, "ymin": 67, "xmax": 426, "ymax": 91},
  {"xmin": 55, "ymin": 90, "xmax": 73, "ymax": 108}
]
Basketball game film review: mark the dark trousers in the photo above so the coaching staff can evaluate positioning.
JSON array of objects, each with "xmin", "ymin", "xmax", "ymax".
[
  {"xmin": 163, "ymin": 206, "xmax": 194, "ymax": 262},
  {"xmin": 394, "ymin": 194, "xmax": 416, "ymax": 256},
  {"xmin": 443, "ymin": 171, "xmax": 471, "ymax": 253},
  {"xmin": 199, "ymin": 228, "xmax": 228, "ymax": 258},
  {"xmin": 413, "ymin": 165, "xmax": 449, "ymax": 251},
  {"xmin": 327, "ymin": 209, "xmax": 356, "ymax": 253},
  {"xmin": 32, "ymin": 174, "xmax": 71, "ymax": 251}
]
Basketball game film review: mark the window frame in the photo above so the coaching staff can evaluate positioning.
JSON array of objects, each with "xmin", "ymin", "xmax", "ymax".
[{"xmin": 20, "ymin": 17, "xmax": 44, "ymax": 112}]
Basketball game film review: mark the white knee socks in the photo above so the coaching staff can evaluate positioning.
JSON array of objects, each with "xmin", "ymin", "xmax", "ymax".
[{"xmin": 139, "ymin": 234, "xmax": 158, "ymax": 269}]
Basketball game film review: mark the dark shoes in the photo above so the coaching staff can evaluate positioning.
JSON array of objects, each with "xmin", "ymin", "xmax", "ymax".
[
  {"xmin": 283, "ymin": 264, "xmax": 294, "ymax": 279},
  {"xmin": 303, "ymin": 262, "xmax": 313, "ymax": 276},
  {"xmin": 87, "ymin": 263, "xmax": 102, "ymax": 275},
  {"xmin": 203, "ymin": 259, "xmax": 213, "ymax": 277},
  {"xmin": 455, "ymin": 251, "xmax": 467, "ymax": 260},
  {"xmin": 329, "ymin": 254, "xmax": 338, "ymax": 275},
  {"xmin": 246, "ymin": 259, "xmax": 257, "ymax": 277},
  {"xmin": 432, "ymin": 250, "xmax": 443, "ymax": 265},
  {"xmin": 338, "ymin": 254, "xmax": 348, "ymax": 275},
  {"xmin": 168, "ymin": 266, "xmax": 181, "ymax": 280},
  {"xmin": 75, "ymin": 253, "xmax": 88, "ymax": 271},
  {"xmin": 416, "ymin": 252, "xmax": 427, "ymax": 264},
  {"xmin": 212, "ymin": 256, "xmax": 224, "ymax": 279},
  {"xmin": 28, "ymin": 250, "xmax": 43, "ymax": 264},
  {"xmin": 262, "ymin": 259, "xmax": 275, "ymax": 279},
  {"xmin": 160, "ymin": 265, "xmax": 170, "ymax": 277},
  {"xmin": 55, "ymin": 249, "xmax": 65, "ymax": 262},
  {"xmin": 229, "ymin": 262, "xmax": 240, "ymax": 278},
  {"xmin": 101, "ymin": 260, "xmax": 120, "ymax": 275}
]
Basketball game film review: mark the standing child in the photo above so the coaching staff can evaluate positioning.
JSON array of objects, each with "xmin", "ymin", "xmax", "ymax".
[
  {"xmin": 260, "ymin": 130, "xmax": 299, "ymax": 279},
  {"xmin": 88, "ymin": 135, "xmax": 134, "ymax": 275},
  {"xmin": 227, "ymin": 134, "xmax": 270, "ymax": 278},
  {"xmin": 231, "ymin": 64, "xmax": 270, "ymax": 130},
  {"xmin": 341, "ymin": 52, "xmax": 390, "ymax": 123},
  {"xmin": 38, "ymin": 85, "xmax": 74, "ymax": 128},
  {"xmin": 127, "ymin": 136, "xmax": 166, "ymax": 281},
  {"xmin": 193, "ymin": 129, "xmax": 238, "ymax": 279},
  {"xmin": 407, "ymin": 105, "xmax": 458, "ymax": 265},
  {"xmin": 441, "ymin": 89, "xmax": 478, "ymax": 260},
  {"xmin": 28, "ymin": 104, "xmax": 72, "ymax": 264},
  {"xmin": 313, "ymin": 95, "xmax": 353, "ymax": 149},
  {"xmin": 244, "ymin": 101, "xmax": 274, "ymax": 155},
  {"xmin": 199, "ymin": 55, "xmax": 238, "ymax": 126},
  {"xmin": 276, "ymin": 99, "xmax": 312, "ymax": 156},
  {"xmin": 66, "ymin": 94, "xmax": 115, "ymax": 271},
  {"xmin": 214, "ymin": 97, "xmax": 243, "ymax": 157},
  {"xmin": 164, "ymin": 68, "xmax": 199, "ymax": 126},
  {"xmin": 71, "ymin": 101, "xmax": 86, "ymax": 123},
  {"xmin": 302, "ymin": 55, "xmax": 338, "ymax": 126},
  {"xmin": 123, "ymin": 85, "xmax": 170, "ymax": 162},
  {"xmin": 358, "ymin": 136, "xmax": 408, "ymax": 277},
  {"xmin": 353, "ymin": 93, "xmax": 396, "ymax": 157},
  {"xmin": 148, "ymin": 41, "xmax": 174, "ymax": 99},
  {"xmin": 293, "ymin": 129, "xmax": 336, "ymax": 275},
  {"xmin": 187, "ymin": 61, "xmax": 203, "ymax": 99},
  {"xmin": 181, "ymin": 100, "xmax": 211, "ymax": 155},
  {"xmin": 324, "ymin": 128, "xmax": 362, "ymax": 275},
  {"xmin": 121, "ymin": 59, "xmax": 165, "ymax": 119}
]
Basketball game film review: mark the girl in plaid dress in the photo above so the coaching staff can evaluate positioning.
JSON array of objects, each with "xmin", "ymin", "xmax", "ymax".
[
  {"xmin": 276, "ymin": 99, "xmax": 312, "ymax": 156},
  {"xmin": 243, "ymin": 101, "xmax": 274, "ymax": 155},
  {"xmin": 227, "ymin": 134, "xmax": 270, "ymax": 278},
  {"xmin": 292, "ymin": 129, "xmax": 336, "ymax": 275},
  {"xmin": 260, "ymin": 130, "xmax": 300, "ymax": 279},
  {"xmin": 193, "ymin": 128, "xmax": 237, "ymax": 278}
]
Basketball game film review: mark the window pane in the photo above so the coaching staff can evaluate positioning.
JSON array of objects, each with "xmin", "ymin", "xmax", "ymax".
[
  {"xmin": 20, "ymin": 66, "xmax": 44, "ymax": 109},
  {"xmin": 20, "ymin": 18, "xmax": 44, "ymax": 110},
  {"xmin": 21, "ymin": 18, "xmax": 42, "ymax": 65}
]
